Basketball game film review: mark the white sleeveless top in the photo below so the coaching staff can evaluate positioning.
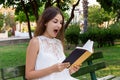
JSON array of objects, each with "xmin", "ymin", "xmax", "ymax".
[{"xmin": 34, "ymin": 36, "xmax": 78, "ymax": 80}]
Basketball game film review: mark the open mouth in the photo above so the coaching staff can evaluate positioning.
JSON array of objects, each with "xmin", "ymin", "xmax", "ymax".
[{"xmin": 53, "ymin": 29, "xmax": 59, "ymax": 34}]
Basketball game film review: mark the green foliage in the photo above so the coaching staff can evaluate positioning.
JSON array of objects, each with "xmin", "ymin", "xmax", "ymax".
[
  {"xmin": 8, "ymin": 30, "xmax": 12, "ymax": 37},
  {"xmin": 0, "ymin": 13, "xmax": 4, "ymax": 31},
  {"xmin": 79, "ymin": 26, "xmax": 99, "ymax": 44},
  {"xmin": 13, "ymin": 0, "xmax": 71, "ymax": 18},
  {"xmin": 97, "ymin": 0, "xmax": 113, "ymax": 12},
  {"xmin": 58, "ymin": 1, "xmax": 70, "ymax": 11},
  {"xmin": 8, "ymin": 0, "xmax": 44, "ymax": 22},
  {"xmin": 4, "ymin": 13, "xmax": 16, "ymax": 28},
  {"xmin": 97, "ymin": 0, "xmax": 120, "ymax": 21},
  {"xmin": 79, "ymin": 23, "xmax": 120, "ymax": 47},
  {"xmin": 0, "ymin": 0, "xmax": 79, "ymax": 38},
  {"xmin": 15, "ymin": 10, "xmax": 36, "ymax": 22},
  {"xmin": 97, "ymin": 0, "xmax": 120, "ymax": 12},
  {"xmin": 0, "ymin": 0, "xmax": 4, "ymax": 4},
  {"xmin": 63, "ymin": 12, "xmax": 69, "ymax": 21},
  {"xmin": 38, "ymin": 5, "xmax": 44, "ymax": 16},
  {"xmin": 65, "ymin": 24, "xmax": 80, "ymax": 46},
  {"xmin": 88, "ymin": 5, "xmax": 116, "ymax": 26},
  {"xmin": 88, "ymin": 5, "xmax": 101, "ymax": 25},
  {"xmin": 15, "ymin": 11, "xmax": 27, "ymax": 23},
  {"xmin": 109, "ymin": 22, "xmax": 120, "ymax": 39},
  {"xmin": 31, "ymin": 26, "xmax": 36, "ymax": 32},
  {"xmin": 29, "ymin": 15, "xmax": 35, "ymax": 22}
]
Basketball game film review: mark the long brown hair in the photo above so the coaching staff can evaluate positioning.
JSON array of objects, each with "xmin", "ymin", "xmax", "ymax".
[{"xmin": 34, "ymin": 7, "xmax": 65, "ymax": 45}]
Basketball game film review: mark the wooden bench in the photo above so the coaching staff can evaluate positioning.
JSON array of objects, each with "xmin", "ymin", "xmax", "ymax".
[
  {"xmin": 0, "ymin": 65, "xmax": 26, "ymax": 80},
  {"xmin": 72, "ymin": 51, "xmax": 120, "ymax": 80},
  {"xmin": 0, "ymin": 52, "xmax": 107, "ymax": 80},
  {"xmin": 0, "ymin": 52, "xmax": 117, "ymax": 80},
  {"xmin": 72, "ymin": 51, "xmax": 115, "ymax": 80}
]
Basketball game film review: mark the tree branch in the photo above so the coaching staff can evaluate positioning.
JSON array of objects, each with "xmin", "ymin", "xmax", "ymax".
[
  {"xmin": 21, "ymin": 0, "xmax": 32, "ymax": 39},
  {"xmin": 45, "ymin": 0, "xmax": 52, "ymax": 9},
  {"xmin": 64, "ymin": 0, "xmax": 81, "ymax": 29},
  {"xmin": 29, "ymin": 0, "xmax": 39, "ymax": 21},
  {"xmin": 56, "ymin": 0, "xmax": 60, "ymax": 8}
]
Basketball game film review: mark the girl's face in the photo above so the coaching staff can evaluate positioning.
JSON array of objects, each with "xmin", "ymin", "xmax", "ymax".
[{"xmin": 43, "ymin": 14, "xmax": 63, "ymax": 38}]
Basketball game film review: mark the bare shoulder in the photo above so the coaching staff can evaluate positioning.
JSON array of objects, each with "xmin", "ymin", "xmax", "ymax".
[
  {"xmin": 27, "ymin": 37, "xmax": 39, "ymax": 50},
  {"xmin": 29, "ymin": 37, "xmax": 39, "ymax": 45}
]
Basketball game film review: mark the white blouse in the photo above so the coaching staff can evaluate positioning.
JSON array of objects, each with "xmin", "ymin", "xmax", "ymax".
[{"xmin": 34, "ymin": 36, "xmax": 78, "ymax": 80}]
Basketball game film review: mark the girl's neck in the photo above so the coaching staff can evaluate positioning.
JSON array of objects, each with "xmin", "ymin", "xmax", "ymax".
[{"xmin": 42, "ymin": 33, "xmax": 54, "ymax": 39}]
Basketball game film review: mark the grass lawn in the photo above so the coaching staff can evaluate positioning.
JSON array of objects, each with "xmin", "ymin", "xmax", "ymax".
[
  {"xmin": 94, "ymin": 45, "xmax": 120, "ymax": 78},
  {"xmin": 0, "ymin": 43, "xmax": 120, "ymax": 80},
  {"xmin": 0, "ymin": 43, "xmax": 28, "ymax": 68}
]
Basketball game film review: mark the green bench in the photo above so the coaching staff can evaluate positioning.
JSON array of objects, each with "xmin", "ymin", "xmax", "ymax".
[
  {"xmin": 0, "ymin": 65, "xmax": 26, "ymax": 80},
  {"xmin": 0, "ymin": 52, "xmax": 115, "ymax": 80},
  {"xmin": 72, "ymin": 51, "xmax": 117, "ymax": 80}
]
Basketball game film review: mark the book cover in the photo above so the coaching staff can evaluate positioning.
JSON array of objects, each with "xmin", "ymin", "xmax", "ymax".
[{"xmin": 63, "ymin": 39, "xmax": 94, "ymax": 68}]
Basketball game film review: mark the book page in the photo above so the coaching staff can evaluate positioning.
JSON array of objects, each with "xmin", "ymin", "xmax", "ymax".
[{"xmin": 76, "ymin": 39, "xmax": 94, "ymax": 53}]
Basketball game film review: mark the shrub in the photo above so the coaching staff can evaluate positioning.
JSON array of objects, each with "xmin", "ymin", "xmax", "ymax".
[
  {"xmin": 65, "ymin": 24, "xmax": 80, "ymax": 46},
  {"xmin": 79, "ymin": 23, "xmax": 120, "ymax": 48}
]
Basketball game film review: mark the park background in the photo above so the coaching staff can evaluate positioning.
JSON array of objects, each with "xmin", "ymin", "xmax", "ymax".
[{"xmin": 0, "ymin": 0, "xmax": 120, "ymax": 80}]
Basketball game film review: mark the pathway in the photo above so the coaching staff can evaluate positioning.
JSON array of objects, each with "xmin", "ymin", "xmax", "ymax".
[{"xmin": 0, "ymin": 36, "xmax": 30, "ymax": 46}]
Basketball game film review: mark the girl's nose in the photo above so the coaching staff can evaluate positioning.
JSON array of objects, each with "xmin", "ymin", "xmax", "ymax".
[{"xmin": 58, "ymin": 23, "xmax": 62, "ymax": 28}]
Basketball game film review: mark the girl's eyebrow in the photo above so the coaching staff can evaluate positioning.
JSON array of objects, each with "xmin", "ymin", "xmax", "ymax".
[
  {"xmin": 54, "ymin": 18, "xmax": 58, "ymax": 21},
  {"xmin": 54, "ymin": 18, "xmax": 62, "ymax": 22}
]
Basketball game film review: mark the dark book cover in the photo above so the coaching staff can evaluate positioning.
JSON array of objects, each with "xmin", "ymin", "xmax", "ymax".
[
  {"xmin": 63, "ymin": 49, "xmax": 86, "ymax": 65},
  {"xmin": 63, "ymin": 40, "xmax": 94, "ymax": 68}
]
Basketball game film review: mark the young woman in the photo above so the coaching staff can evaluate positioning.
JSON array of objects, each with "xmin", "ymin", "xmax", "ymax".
[{"xmin": 25, "ymin": 7, "xmax": 80, "ymax": 80}]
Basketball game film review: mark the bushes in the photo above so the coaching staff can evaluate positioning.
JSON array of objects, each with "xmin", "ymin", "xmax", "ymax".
[
  {"xmin": 65, "ymin": 24, "xmax": 80, "ymax": 47},
  {"xmin": 79, "ymin": 23, "xmax": 120, "ymax": 47},
  {"xmin": 65, "ymin": 23, "xmax": 120, "ymax": 48}
]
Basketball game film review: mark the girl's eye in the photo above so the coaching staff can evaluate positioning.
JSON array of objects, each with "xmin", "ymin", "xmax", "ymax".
[{"xmin": 53, "ymin": 21, "xmax": 57, "ymax": 23}]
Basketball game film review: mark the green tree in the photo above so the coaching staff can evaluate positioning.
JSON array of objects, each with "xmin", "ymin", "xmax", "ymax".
[
  {"xmin": 0, "ymin": 13, "xmax": 16, "ymax": 36},
  {"xmin": 15, "ymin": 11, "xmax": 27, "ymax": 23},
  {"xmin": 65, "ymin": 24, "xmax": 80, "ymax": 47},
  {"xmin": 97, "ymin": 0, "xmax": 120, "ymax": 22},
  {"xmin": 4, "ymin": 13, "xmax": 16, "ymax": 30},
  {"xmin": 88, "ymin": 5, "xmax": 116, "ymax": 27},
  {"xmin": 0, "ymin": 13, "xmax": 4, "ymax": 32},
  {"xmin": 82, "ymin": 0, "xmax": 88, "ymax": 32},
  {"xmin": 15, "ymin": 11, "xmax": 27, "ymax": 32},
  {"xmin": 0, "ymin": 0, "xmax": 81, "ymax": 39}
]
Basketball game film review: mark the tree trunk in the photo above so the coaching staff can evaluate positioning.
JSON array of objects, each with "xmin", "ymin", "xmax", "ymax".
[
  {"xmin": 56, "ymin": 0, "xmax": 60, "ymax": 8},
  {"xmin": 21, "ymin": 0, "xmax": 32, "ymax": 39},
  {"xmin": 83, "ymin": 0, "xmax": 88, "ymax": 32},
  {"xmin": 29, "ymin": 0, "xmax": 39, "ymax": 21}
]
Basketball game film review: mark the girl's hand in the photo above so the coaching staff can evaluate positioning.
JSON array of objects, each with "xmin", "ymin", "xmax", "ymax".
[
  {"xmin": 69, "ymin": 64, "xmax": 81, "ymax": 74},
  {"xmin": 51, "ymin": 62, "xmax": 70, "ymax": 72}
]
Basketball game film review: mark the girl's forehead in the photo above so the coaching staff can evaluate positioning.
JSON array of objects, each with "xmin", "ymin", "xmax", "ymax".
[{"xmin": 53, "ymin": 14, "xmax": 62, "ymax": 20}]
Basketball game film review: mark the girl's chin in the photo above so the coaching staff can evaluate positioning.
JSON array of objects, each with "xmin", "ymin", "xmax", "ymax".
[
  {"xmin": 53, "ymin": 33, "xmax": 58, "ymax": 37},
  {"xmin": 50, "ymin": 31, "xmax": 59, "ymax": 38}
]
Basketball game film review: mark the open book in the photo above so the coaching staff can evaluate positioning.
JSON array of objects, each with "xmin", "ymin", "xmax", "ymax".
[{"xmin": 63, "ymin": 39, "xmax": 94, "ymax": 68}]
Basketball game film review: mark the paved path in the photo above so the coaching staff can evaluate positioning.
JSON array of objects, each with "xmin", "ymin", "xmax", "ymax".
[
  {"xmin": 0, "ymin": 36, "xmax": 30, "ymax": 46},
  {"xmin": 0, "ymin": 36, "xmax": 29, "ymax": 41}
]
